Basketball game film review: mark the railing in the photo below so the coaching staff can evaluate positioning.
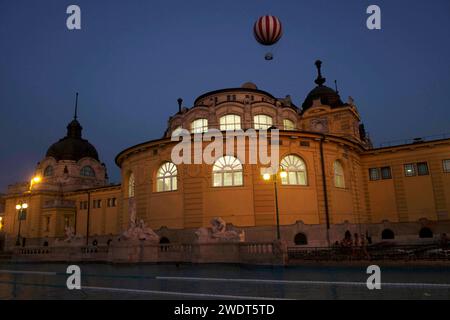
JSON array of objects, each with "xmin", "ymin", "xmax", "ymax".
[
  {"xmin": 287, "ymin": 244, "xmax": 450, "ymax": 261},
  {"xmin": 377, "ymin": 132, "xmax": 450, "ymax": 148},
  {"xmin": 240, "ymin": 242, "xmax": 274, "ymax": 255}
]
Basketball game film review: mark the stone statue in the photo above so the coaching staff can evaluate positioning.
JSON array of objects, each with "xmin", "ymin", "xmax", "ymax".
[
  {"xmin": 121, "ymin": 219, "xmax": 159, "ymax": 242},
  {"xmin": 53, "ymin": 226, "xmax": 82, "ymax": 246},
  {"xmin": 195, "ymin": 217, "xmax": 245, "ymax": 243}
]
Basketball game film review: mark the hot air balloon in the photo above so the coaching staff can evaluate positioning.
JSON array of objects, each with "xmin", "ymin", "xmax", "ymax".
[{"xmin": 253, "ymin": 15, "xmax": 283, "ymax": 60}]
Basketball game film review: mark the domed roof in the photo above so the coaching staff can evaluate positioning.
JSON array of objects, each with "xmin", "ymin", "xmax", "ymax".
[
  {"xmin": 302, "ymin": 60, "xmax": 346, "ymax": 111},
  {"xmin": 241, "ymin": 82, "xmax": 258, "ymax": 90},
  {"xmin": 46, "ymin": 119, "xmax": 99, "ymax": 162}
]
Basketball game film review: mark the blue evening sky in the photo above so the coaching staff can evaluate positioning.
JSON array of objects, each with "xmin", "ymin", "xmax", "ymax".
[{"xmin": 1, "ymin": 0, "xmax": 449, "ymax": 190}]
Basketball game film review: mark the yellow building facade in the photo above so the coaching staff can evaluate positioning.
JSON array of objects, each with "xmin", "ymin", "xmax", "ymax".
[{"xmin": 1, "ymin": 61, "xmax": 449, "ymax": 248}]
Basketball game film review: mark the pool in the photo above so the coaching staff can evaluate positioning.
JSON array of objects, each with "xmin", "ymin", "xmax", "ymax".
[{"xmin": 0, "ymin": 262, "xmax": 449, "ymax": 299}]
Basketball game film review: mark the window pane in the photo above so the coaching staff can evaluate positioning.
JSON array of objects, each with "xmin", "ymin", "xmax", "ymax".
[
  {"xmin": 212, "ymin": 156, "xmax": 243, "ymax": 187},
  {"xmin": 233, "ymin": 172, "xmax": 243, "ymax": 186},
  {"xmin": 381, "ymin": 167, "xmax": 392, "ymax": 179},
  {"xmin": 404, "ymin": 164, "xmax": 416, "ymax": 177},
  {"xmin": 444, "ymin": 159, "xmax": 450, "ymax": 173},
  {"xmin": 157, "ymin": 179, "xmax": 164, "ymax": 192},
  {"xmin": 171, "ymin": 177, "xmax": 178, "ymax": 191},
  {"xmin": 280, "ymin": 155, "xmax": 307, "ymax": 185},
  {"xmin": 220, "ymin": 115, "xmax": 241, "ymax": 131},
  {"xmin": 223, "ymin": 172, "xmax": 233, "ymax": 186},
  {"xmin": 213, "ymin": 173, "xmax": 222, "ymax": 187},
  {"xmin": 254, "ymin": 115, "xmax": 273, "ymax": 130},
  {"xmin": 283, "ymin": 119, "xmax": 295, "ymax": 130},
  {"xmin": 417, "ymin": 162, "xmax": 429, "ymax": 176},
  {"xmin": 369, "ymin": 168, "xmax": 380, "ymax": 181},
  {"xmin": 191, "ymin": 118, "xmax": 208, "ymax": 133}
]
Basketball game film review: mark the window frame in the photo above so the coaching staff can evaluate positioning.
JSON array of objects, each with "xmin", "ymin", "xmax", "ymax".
[
  {"xmin": 404, "ymin": 163, "xmax": 416, "ymax": 177},
  {"xmin": 128, "ymin": 172, "xmax": 135, "ymax": 198},
  {"xmin": 190, "ymin": 118, "xmax": 208, "ymax": 133},
  {"xmin": 333, "ymin": 160, "xmax": 345, "ymax": 189},
  {"xmin": 212, "ymin": 156, "xmax": 243, "ymax": 188},
  {"xmin": 219, "ymin": 114, "xmax": 242, "ymax": 131},
  {"xmin": 253, "ymin": 114, "xmax": 273, "ymax": 130},
  {"xmin": 280, "ymin": 155, "xmax": 308, "ymax": 186},
  {"xmin": 43, "ymin": 165, "xmax": 54, "ymax": 177},
  {"xmin": 381, "ymin": 166, "xmax": 392, "ymax": 180},
  {"xmin": 80, "ymin": 165, "xmax": 96, "ymax": 177},
  {"xmin": 156, "ymin": 162, "xmax": 178, "ymax": 192},
  {"xmin": 369, "ymin": 168, "xmax": 380, "ymax": 181},
  {"xmin": 283, "ymin": 119, "xmax": 295, "ymax": 131},
  {"xmin": 417, "ymin": 162, "xmax": 429, "ymax": 176},
  {"xmin": 444, "ymin": 159, "xmax": 450, "ymax": 173}
]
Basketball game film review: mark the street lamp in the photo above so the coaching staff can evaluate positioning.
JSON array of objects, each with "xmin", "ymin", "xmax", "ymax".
[
  {"xmin": 15, "ymin": 202, "xmax": 28, "ymax": 246},
  {"xmin": 262, "ymin": 169, "xmax": 287, "ymax": 240},
  {"xmin": 29, "ymin": 175, "xmax": 42, "ymax": 191}
]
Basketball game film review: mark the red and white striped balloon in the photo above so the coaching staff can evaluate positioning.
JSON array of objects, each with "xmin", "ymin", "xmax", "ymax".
[{"xmin": 253, "ymin": 15, "xmax": 283, "ymax": 46}]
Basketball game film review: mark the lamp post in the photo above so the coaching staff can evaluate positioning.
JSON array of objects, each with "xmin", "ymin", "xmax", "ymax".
[
  {"xmin": 15, "ymin": 202, "xmax": 28, "ymax": 246},
  {"xmin": 262, "ymin": 170, "xmax": 287, "ymax": 241}
]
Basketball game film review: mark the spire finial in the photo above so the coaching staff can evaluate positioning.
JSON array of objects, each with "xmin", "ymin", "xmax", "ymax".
[
  {"xmin": 314, "ymin": 60, "xmax": 326, "ymax": 86},
  {"xmin": 334, "ymin": 80, "xmax": 339, "ymax": 94},
  {"xmin": 74, "ymin": 92, "xmax": 79, "ymax": 120},
  {"xmin": 177, "ymin": 98, "xmax": 183, "ymax": 113}
]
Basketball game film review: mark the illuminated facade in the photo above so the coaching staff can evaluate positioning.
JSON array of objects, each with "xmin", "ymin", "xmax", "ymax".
[{"xmin": 1, "ymin": 61, "xmax": 449, "ymax": 248}]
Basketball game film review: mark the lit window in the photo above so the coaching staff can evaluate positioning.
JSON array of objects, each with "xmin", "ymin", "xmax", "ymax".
[
  {"xmin": 369, "ymin": 168, "xmax": 380, "ymax": 181},
  {"xmin": 220, "ymin": 115, "xmax": 241, "ymax": 131},
  {"xmin": 280, "ymin": 155, "xmax": 307, "ymax": 185},
  {"xmin": 333, "ymin": 160, "xmax": 345, "ymax": 188},
  {"xmin": 156, "ymin": 162, "xmax": 178, "ymax": 192},
  {"xmin": 80, "ymin": 166, "xmax": 95, "ymax": 177},
  {"xmin": 417, "ymin": 162, "xmax": 429, "ymax": 176},
  {"xmin": 191, "ymin": 118, "xmax": 208, "ymax": 133},
  {"xmin": 381, "ymin": 166, "xmax": 392, "ymax": 179},
  {"xmin": 128, "ymin": 172, "xmax": 135, "ymax": 197},
  {"xmin": 213, "ymin": 156, "xmax": 243, "ymax": 187},
  {"xmin": 283, "ymin": 119, "xmax": 295, "ymax": 130},
  {"xmin": 44, "ymin": 165, "xmax": 54, "ymax": 177},
  {"xmin": 254, "ymin": 115, "xmax": 273, "ymax": 130},
  {"xmin": 404, "ymin": 164, "xmax": 416, "ymax": 177},
  {"xmin": 444, "ymin": 159, "xmax": 450, "ymax": 173}
]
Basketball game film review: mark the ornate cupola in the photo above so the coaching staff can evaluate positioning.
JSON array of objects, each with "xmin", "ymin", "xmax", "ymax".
[
  {"xmin": 301, "ymin": 60, "xmax": 346, "ymax": 112},
  {"xmin": 46, "ymin": 94, "xmax": 99, "ymax": 162},
  {"xmin": 34, "ymin": 93, "xmax": 108, "ymax": 192}
]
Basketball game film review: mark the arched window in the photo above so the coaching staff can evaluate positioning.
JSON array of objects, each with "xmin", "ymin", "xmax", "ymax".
[
  {"xmin": 128, "ymin": 172, "xmax": 135, "ymax": 198},
  {"xmin": 283, "ymin": 119, "xmax": 295, "ymax": 130},
  {"xmin": 254, "ymin": 115, "xmax": 273, "ymax": 130},
  {"xmin": 294, "ymin": 233, "xmax": 308, "ymax": 245},
  {"xmin": 419, "ymin": 227, "xmax": 433, "ymax": 239},
  {"xmin": 381, "ymin": 229, "xmax": 395, "ymax": 240},
  {"xmin": 80, "ymin": 166, "xmax": 95, "ymax": 177},
  {"xmin": 156, "ymin": 162, "xmax": 178, "ymax": 192},
  {"xmin": 220, "ymin": 115, "xmax": 241, "ymax": 131},
  {"xmin": 334, "ymin": 160, "xmax": 345, "ymax": 188},
  {"xmin": 191, "ymin": 118, "xmax": 208, "ymax": 133},
  {"xmin": 280, "ymin": 155, "xmax": 307, "ymax": 185},
  {"xmin": 43, "ymin": 165, "xmax": 54, "ymax": 177},
  {"xmin": 213, "ymin": 156, "xmax": 243, "ymax": 187}
]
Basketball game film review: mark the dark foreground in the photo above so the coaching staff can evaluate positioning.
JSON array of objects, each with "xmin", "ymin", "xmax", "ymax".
[{"xmin": 0, "ymin": 262, "xmax": 449, "ymax": 300}]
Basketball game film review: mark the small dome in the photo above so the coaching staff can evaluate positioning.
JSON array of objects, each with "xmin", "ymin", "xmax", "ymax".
[
  {"xmin": 45, "ymin": 119, "xmax": 99, "ymax": 161},
  {"xmin": 302, "ymin": 85, "xmax": 344, "ymax": 111},
  {"xmin": 302, "ymin": 60, "xmax": 345, "ymax": 111},
  {"xmin": 241, "ymin": 82, "xmax": 258, "ymax": 90}
]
